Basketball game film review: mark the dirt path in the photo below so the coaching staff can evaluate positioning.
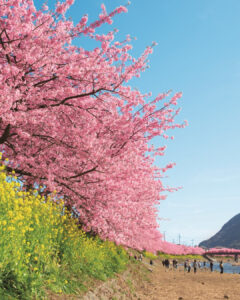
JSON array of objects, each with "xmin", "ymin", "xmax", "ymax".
[
  {"xmin": 83, "ymin": 258, "xmax": 240, "ymax": 300},
  {"xmin": 139, "ymin": 260, "xmax": 240, "ymax": 300}
]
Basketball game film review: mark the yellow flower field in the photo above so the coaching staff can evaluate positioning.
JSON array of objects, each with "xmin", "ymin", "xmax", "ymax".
[{"xmin": 0, "ymin": 159, "xmax": 128, "ymax": 299}]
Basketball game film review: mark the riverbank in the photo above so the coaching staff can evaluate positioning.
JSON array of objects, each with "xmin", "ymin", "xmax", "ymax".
[
  {"xmin": 83, "ymin": 257, "xmax": 240, "ymax": 300},
  {"xmin": 144, "ymin": 260, "xmax": 240, "ymax": 300}
]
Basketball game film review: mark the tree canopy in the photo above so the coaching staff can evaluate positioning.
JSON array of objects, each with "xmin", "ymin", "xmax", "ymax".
[{"xmin": 0, "ymin": 0, "xmax": 186, "ymax": 251}]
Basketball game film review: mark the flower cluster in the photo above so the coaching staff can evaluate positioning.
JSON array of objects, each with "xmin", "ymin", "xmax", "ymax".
[
  {"xmin": 0, "ymin": 159, "xmax": 128, "ymax": 298},
  {"xmin": 0, "ymin": 0, "xmax": 186, "ymax": 252}
]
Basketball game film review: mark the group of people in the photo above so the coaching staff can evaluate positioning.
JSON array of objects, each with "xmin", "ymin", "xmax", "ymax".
[
  {"xmin": 184, "ymin": 259, "xmax": 202, "ymax": 273},
  {"xmin": 162, "ymin": 258, "xmax": 224, "ymax": 274},
  {"xmin": 133, "ymin": 254, "xmax": 143, "ymax": 261},
  {"xmin": 132, "ymin": 254, "xmax": 224, "ymax": 274},
  {"xmin": 162, "ymin": 258, "xmax": 178, "ymax": 269}
]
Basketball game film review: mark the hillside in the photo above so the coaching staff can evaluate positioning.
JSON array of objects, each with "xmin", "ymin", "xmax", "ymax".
[{"xmin": 199, "ymin": 213, "xmax": 240, "ymax": 249}]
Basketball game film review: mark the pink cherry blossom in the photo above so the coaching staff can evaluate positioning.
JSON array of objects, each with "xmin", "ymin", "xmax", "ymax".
[{"xmin": 0, "ymin": 0, "xmax": 188, "ymax": 252}]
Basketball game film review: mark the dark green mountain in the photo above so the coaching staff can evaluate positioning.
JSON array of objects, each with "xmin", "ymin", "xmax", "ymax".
[{"xmin": 199, "ymin": 213, "xmax": 240, "ymax": 249}]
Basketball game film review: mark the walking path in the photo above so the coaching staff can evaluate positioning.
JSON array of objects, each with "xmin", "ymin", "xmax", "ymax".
[
  {"xmin": 83, "ymin": 257, "xmax": 240, "ymax": 300},
  {"xmin": 137, "ymin": 259, "xmax": 240, "ymax": 300}
]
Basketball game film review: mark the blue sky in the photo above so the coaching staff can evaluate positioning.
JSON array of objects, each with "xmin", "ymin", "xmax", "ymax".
[{"xmin": 34, "ymin": 0, "xmax": 240, "ymax": 245}]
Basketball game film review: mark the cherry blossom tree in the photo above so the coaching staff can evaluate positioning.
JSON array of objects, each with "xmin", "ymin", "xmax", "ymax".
[{"xmin": 0, "ymin": 0, "xmax": 186, "ymax": 252}]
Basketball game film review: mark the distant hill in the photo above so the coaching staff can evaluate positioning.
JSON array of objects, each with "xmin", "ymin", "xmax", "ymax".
[{"xmin": 199, "ymin": 213, "xmax": 240, "ymax": 249}]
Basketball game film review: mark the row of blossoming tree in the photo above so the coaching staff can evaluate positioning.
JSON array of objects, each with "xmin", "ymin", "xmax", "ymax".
[
  {"xmin": 206, "ymin": 248, "xmax": 240, "ymax": 254},
  {"xmin": 0, "ymin": 0, "xmax": 198, "ymax": 253}
]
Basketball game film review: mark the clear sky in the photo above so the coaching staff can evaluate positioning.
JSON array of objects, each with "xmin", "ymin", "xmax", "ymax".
[{"xmin": 34, "ymin": 0, "xmax": 240, "ymax": 246}]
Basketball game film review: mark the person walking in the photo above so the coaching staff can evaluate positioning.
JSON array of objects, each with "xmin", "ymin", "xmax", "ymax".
[
  {"xmin": 187, "ymin": 260, "xmax": 191, "ymax": 273},
  {"xmin": 162, "ymin": 259, "xmax": 165, "ymax": 267},
  {"xmin": 198, "ymin": 261, "xmax": 201, "ymax": 270},
  {"xmin": 172, "ymin": 259, "xmax": 176, "ymax": 268},
  {"xmin": 193, "ymin": 260, "xmax": 197, "ymax": 273},
  {"xmin": 184, "ymin": 261, "xmax": 187, "ymax": 272},
  {"xmin": 165, "ymin": 259, "xmax": 170, "ymax": 271},
  {"xmin": 172, "ymin": 259, "xmax": 177, "ymax": 270},
  {"xmin": 175, "ymin": 259, "xmax": 178, "ymax": 270},
  {"xmin": 210, "ymin": 261, "xmax": 213, "ymax": 272},
  {"xmin": 219, "ymin": 261, "xmax": 224, "ymax": 274}
]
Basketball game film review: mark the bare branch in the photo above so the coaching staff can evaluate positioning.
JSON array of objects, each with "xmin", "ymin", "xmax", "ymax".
[{"xmin": 65, "ymin": 166, "xmax": 98, "ymax": 180}]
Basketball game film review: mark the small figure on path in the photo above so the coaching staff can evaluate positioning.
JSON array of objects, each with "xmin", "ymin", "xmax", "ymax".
[
  {"xmin": 210, "ymin": 261, "xmax": 213, "ymax": 272},
  {"xmin": 165, "ymin": 259, "xmax": 170, "ymax": 269},
  {"xmin": 234, "ymin": 254, "xmax": 238, "ymax": 262},
  {"xmin": 164, "ymin": 259, "xmax": 170, "ymax": 272},
  {"xmin": 193, "ymin": 260, "xmax": 197, "ymax": 273},
  {"xmin": 198, "ymin": 261, "xmax": 201, "ymax": 269},
  {"xmin": 172, "ymin": 259, "xmax": 178, "ymax": 270},
  {"xmin": 219, "ymin": 261, "xmax": 224, "ymax": 274},
  {"xmin": 187, "ymin": 260, "xmax": 191, "ymax": 273},
  {"xmin": 150, "ymin": 259, "xmax": 153, "ymax": 265},
  {"xmin": 184, "ymin": 261, "xmax": 187, "ymax": 272},
  {"xmin": 172, "ymin": 259, "xmax": 176, "ymax": 269},
  {"xmin": 175, "ymin": 259, "xmax": 178, "ymax": 269}
]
